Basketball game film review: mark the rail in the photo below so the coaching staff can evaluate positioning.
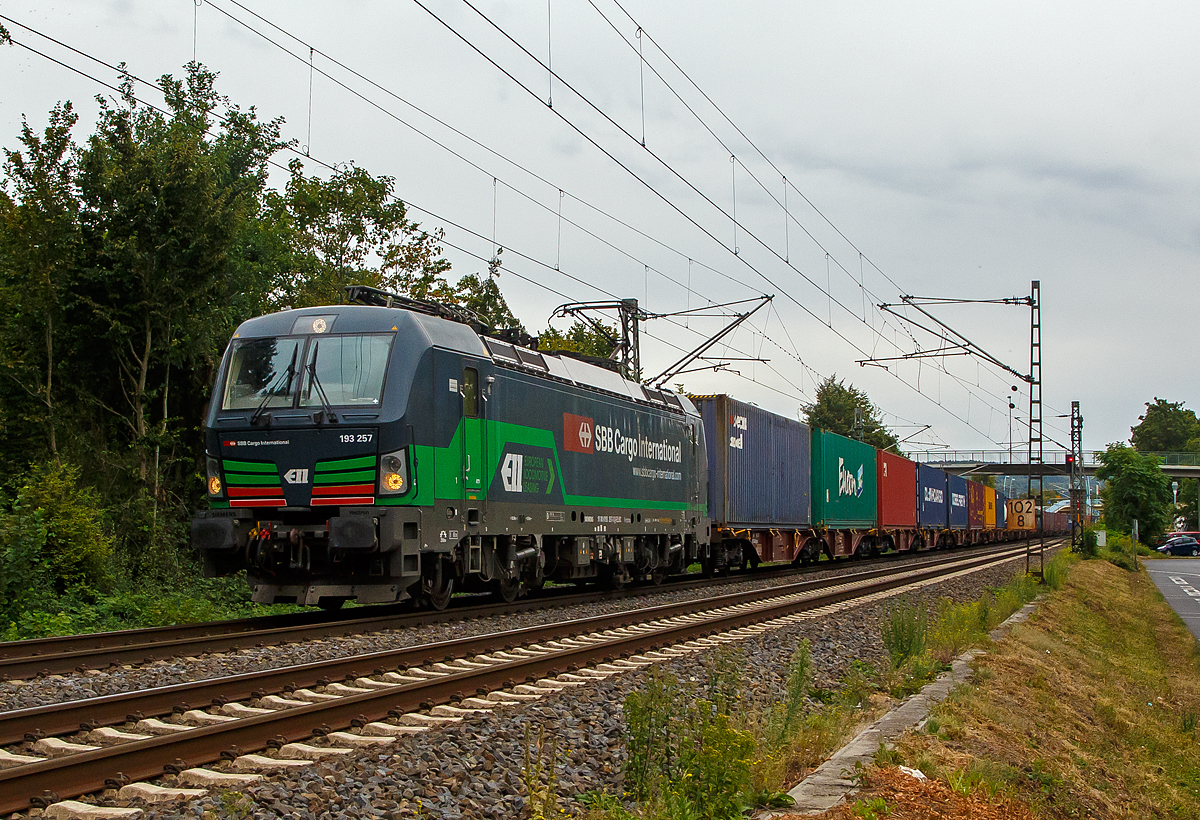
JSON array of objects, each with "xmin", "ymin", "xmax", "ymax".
[{"xmin": 0, "ymin": 541, "xmax": 1044, "ymax": 815}]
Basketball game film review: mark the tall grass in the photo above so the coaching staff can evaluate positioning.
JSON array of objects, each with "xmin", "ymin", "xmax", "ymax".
[{"xmin": 881, "ymin": 598, "xmax": 928, "ymax": 669}]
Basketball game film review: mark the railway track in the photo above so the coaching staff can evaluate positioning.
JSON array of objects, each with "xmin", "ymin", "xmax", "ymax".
[
  {"xmin": 0, "ymin": 540, "xmax": 1052, "ymax": 816},
  {"xmin": 0, "ymin": 541, "xmax": 1025, "ymax": 680}
]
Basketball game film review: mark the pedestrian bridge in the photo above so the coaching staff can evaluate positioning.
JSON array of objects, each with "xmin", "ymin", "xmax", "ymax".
[{"xmin": 914, "ymin": 450, "xmax": 1200, "ymax": 479}]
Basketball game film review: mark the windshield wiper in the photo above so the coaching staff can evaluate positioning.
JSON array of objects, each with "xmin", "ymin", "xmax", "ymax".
[
  {"xmin": 249, "ymin": 346, "xmax": 298, "ymax": 427},
  {"xmin": 306, "ymin": 341, "xmax": 339, "ymax": 424}
]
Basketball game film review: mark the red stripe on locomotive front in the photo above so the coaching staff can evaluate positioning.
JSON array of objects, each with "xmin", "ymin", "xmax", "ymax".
[{"xmin": 312, "ymin": 484, "xmax": 375, "ymax": 496}]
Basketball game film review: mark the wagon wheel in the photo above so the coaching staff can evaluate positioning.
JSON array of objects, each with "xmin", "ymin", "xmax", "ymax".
[
  {"xmin": 495, "ymin": 573, "xmax": 522, "ymax": 603},
  {"xmin": 651, "ymin": 566, "xmax": 667, "ymax": 586},
  {"xmin": 425, "ymin": 561, "xmax": 455, "ymax": 611}
]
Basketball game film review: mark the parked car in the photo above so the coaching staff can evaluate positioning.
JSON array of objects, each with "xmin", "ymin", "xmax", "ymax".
[{"xmin": 1157, "ymin": 536, "xmax": 1200, "ymax": 556}]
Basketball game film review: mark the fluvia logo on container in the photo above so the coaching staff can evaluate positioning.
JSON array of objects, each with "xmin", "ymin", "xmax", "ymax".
[
  {"xmin": 728, "ymin": 414, "xmax": 748, "ymax": 450},
  {"xmin": 838, "ymin": 458, "xmax": 865, "ymax": 498},
  {"xmin": 923, "ymin": 486, "xmax": 945, "ymax": 504},
  {"xmin": 951, "ymin": 492, "xmax": 967, "ymax": 508}
]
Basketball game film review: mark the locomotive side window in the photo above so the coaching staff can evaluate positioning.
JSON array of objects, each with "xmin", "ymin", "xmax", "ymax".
[
  {"xmin": 462, "ymin": 367, "xmax": 479, "ymax": 417},
  {"xmin": 222, "ymin": 337, "xmax": 302, "ymax": 410},
  {"xmin": 300, "ymin": 334, "xmax": 394, "ymax": 407}
]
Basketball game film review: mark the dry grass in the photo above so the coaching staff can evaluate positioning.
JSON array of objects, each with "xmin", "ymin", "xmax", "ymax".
[
  {"xmin": 854, "ymin": 560, "xmax": 1200, "ymax": 819},
  {"xmin": 776, "ymin": 765, "xmax": 1040, "ymax": 820}
]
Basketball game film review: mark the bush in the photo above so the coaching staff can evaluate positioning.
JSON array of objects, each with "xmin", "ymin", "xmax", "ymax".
[
  {"xmin": 1042, "ymin": 550, "xmax": 1075, "ymax": 591},
  {"xmin": 929, "ymin": 597, "xmax": 990, "ymax": 663},
  {"xmin": 1078, "ymin": 527, "xmax": 1099, "ymax": 559},
  {"xmin": 622, "ymin": 666, "xmax": 756, "ymax": 819},
  {"xmin": 1102, "ymin": 533, "xmax": 1141, "ymax": 571},
  {"xmin": 0, "ymin": 461, "xmax": 113, "ymax": 625},
  {"xmin": 881, "ymin": 597, "xmax": 927, "ymax": 669}
]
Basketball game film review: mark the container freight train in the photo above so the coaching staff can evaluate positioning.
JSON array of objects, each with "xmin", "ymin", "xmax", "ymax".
[
  {"xmin": 691, "ymin": 395, "xmax": 1064, "ymax": 573},
  {"xmin": 191, "ymin": 288, "xmax": 1056, "ymax": 610}
]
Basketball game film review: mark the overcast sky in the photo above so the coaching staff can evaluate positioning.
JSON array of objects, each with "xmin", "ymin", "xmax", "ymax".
[{"xmin": 2, "ymin": 0, "xmax": 1196, "ymax": 454}]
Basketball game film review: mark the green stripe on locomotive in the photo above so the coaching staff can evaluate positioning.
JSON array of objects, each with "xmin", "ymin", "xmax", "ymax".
[{"xmin": 376, "ymin": 416, "xmax": 694, "ymax": 511}]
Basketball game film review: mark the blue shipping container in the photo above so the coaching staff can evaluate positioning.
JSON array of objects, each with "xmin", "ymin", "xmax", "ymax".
[
  {"xmin": 917, "ymin": 464, "xmax": 947, "ymax": 529},
  {"xmin": 948, "ymin": 474, "xmax": 969, "ymax": 529},
  {"xmin": 996, "ymin": 490, "xmax": 1008, "ymax": 529},
  {"xmin": 692, "ymin": 395, "xmax": 811, "ymax": 528}
]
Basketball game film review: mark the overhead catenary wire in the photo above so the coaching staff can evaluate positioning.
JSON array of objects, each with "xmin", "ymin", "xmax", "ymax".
[
  {"xmin": 0, "ymin": 13, "xmax": 811, "ymax": 403},
  {"xmin": 0, "ymin": 8, "xmax": 1043, "ymax": 446},
  {"xmin": 201, "ymin": 0, "xmax": 1034, "ymax": 438},
  {"xmin": 584, "ymin": 0, "xmax": 1070, "ymax": 431},
  {"xmin": 429, "ymin": 0, "xmax": 1038, "ymax": 442}
]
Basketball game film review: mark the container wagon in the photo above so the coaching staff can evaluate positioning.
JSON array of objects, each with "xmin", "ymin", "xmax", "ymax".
[
  {"xmin": 947, "ymin": 474, "xmax": 969, "ymax": 545},
  {"xmin": 917, "ymin": 464, "xmax": 948, "ymax": 548},
  {"xmin": 691, "ymin": 395, "xmax": 811, "ymax": 572},
  {"xmin": 983, "ymin": 485, "xmax": 997, "ymax": 540},
  {"xmin": 810, "ymin": 430, "xmax": 878, "ymax": 558},
  {"xmin": 967, "ymin": 480, "xmax": 986, "ymax": 541},
  {"xmin": 877, "ymin": 450, "xmax": 919, "ymax": 551}
]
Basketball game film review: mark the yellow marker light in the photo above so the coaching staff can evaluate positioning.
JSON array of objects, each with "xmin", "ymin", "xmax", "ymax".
[
  {"xmin": 208, "ymin": 475, "xmax": 222, "ymax": 495},
  {"xmin": 383, "ymin": 472, "xmax": 404, "ymax": 492}
]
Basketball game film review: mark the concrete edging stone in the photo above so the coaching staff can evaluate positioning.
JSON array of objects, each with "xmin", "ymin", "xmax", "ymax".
[{"xmin": 772, "ymin": 595, "xmax": 1046, "ymax": 816}]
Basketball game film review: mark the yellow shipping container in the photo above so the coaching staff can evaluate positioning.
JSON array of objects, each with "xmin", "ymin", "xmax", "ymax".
[{"xmin": 984, "ymin": 486, "xmax": 997, "ymax": 529}]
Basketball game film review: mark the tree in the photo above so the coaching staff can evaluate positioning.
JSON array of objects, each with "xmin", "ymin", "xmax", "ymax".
[
  {"xmin": 75, "ymin": 65, "xmax": 287, "ymax": 491},
  {"xmin": 266, "ymin": 159, "xmax": 450, "ymax": 309},
  {"xmin": 451, "ymin": 250, "xmax": 523, "ymax": 330},
  {"xmin": 803, "ymin": 375, "xmax": 901, "ymax": 453},
  {"xmin": 1096, "ymin": 443, "xmax": 1172, "ymax": 543},
  {"xmin": 1130, "ymin": 398, "xmax": 1199, "ymax": 452},
  {"xmin": 0, "ymin": 102, "xmax": 81, "ymax": 461},
  {"xmin": 538, "ymin": 320, "xmax": 618, "ymax": 359}
]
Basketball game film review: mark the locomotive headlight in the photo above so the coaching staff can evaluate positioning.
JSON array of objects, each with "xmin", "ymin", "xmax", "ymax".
[
  {"xmin": 379, "ymin": 449, "xmax": 409, "ymax": 495},
  {"xmin": 206, "ymin": 455, "xmax": 224, "ymax": 498}
]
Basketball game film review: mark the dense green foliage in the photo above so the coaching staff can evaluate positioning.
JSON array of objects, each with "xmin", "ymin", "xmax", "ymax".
[
  {"xmin": 803, "ymin": 375, "xmax": 901, "ymax": 453},
  {"xmin": 538, "ymin": 319, "xmax": 618, "ymax": 359},
  {"xmin": 0, "ymin": 64, "xmax": 519, "ymax": 637},
  {"xmin": 1096, "ymin": 444, "xmax": 1172, "ymax": 544},
  {"xmin": 1130, "ymin": 398, "xmax": 1199, "ymax": 452}
]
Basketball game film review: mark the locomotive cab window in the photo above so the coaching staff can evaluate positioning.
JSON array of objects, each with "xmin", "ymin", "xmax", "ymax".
[
  {"xmin": 300, "ymin": 333, "xmax": 394, "ymax": 407},
  {"xmin": 222, "ymin": 337, "xmax": 302, "ymax": 411},
  {"xmin": 462, "ymin": 367, "xmax": 479, "ymax": 417}
]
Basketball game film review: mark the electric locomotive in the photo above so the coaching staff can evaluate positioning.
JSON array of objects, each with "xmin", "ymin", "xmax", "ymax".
[{"xmin": 192, "ymin": 286, "xmax": 708, "ymax": 610}]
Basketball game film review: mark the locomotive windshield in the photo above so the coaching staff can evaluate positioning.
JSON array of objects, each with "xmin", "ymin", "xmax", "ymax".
[
  {"xmin": 220, "ymin": 333, "xmax": 394, "ymax": 411},
  {"xmin": 222, "ymin": 337, "xmax": 302, "ymax": 411},
  {"xmin": 299, "ymin": 333, "xmax": 394, "ymax": 407}
]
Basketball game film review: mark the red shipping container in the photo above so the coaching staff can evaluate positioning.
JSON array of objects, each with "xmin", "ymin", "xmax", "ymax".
[
  {"xmin": 967, "ymin": 480, "xmax": 986, "ymax": 529},
  {"xmin": 877, "ymin": 451, "xmax": 917, "ymax": 528}
]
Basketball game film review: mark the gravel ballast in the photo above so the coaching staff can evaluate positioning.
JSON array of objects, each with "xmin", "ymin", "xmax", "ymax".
[
  {"xmin": 0, "ymin": 546, "xmax": 1022, "ymax": 712},
  {"xmin": 51, "ymin": 553, "xmax": 1036, "ymax": 820}
]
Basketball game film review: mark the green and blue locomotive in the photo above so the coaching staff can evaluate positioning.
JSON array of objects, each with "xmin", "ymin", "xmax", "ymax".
[{"xmin": 192, "ymin": 287, "xmax": 709, "ymax": 610}]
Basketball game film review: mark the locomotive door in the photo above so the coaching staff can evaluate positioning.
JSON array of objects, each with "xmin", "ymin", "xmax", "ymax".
[{"xmin": 460, "ymin": 363, "xmax": 485, "ymax": 500}]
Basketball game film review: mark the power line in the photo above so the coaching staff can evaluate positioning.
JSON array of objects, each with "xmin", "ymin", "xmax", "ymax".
[
  {"xmin": 0, "ymin": 13, "xmax": 804, "ymax": 399},
  {"xmin": 408, "ymin": 0, "xmax": 1038, "ymax": 442},
  {"xmin": 1, "ymin": 8, "xmax": 1030, "ymax": 445}
]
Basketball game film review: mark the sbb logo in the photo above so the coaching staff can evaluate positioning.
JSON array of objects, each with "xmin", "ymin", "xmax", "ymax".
[{"xmin": 564, "ymin": 413, "xmax": 594, "ymax": 454}]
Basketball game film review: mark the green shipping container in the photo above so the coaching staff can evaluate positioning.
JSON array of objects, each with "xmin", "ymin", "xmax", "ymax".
[{"xmin": 811, "ymin": 429, "xmax": 878, "ymax": 528}]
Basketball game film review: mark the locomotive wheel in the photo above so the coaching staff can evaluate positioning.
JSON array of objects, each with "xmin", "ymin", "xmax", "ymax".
[
  {"xmin": 425, "ymin": 560, "xmax": 455, "ymax": 611},
  {"xmin": 317, "ymin": 597, "xmax": 345, "ymax": 611},
  {"xmin": 496, "ymin": 574, "xmax": 521, "ymax": 603},
  {"xmin": 606, "ymin": 566, "xmax": 629, "ymax": 590}
]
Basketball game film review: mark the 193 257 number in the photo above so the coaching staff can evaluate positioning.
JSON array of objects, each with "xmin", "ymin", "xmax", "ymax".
[{"xmin": 340, "ymin": 434, "xmax": 373, "ymax": 444}]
